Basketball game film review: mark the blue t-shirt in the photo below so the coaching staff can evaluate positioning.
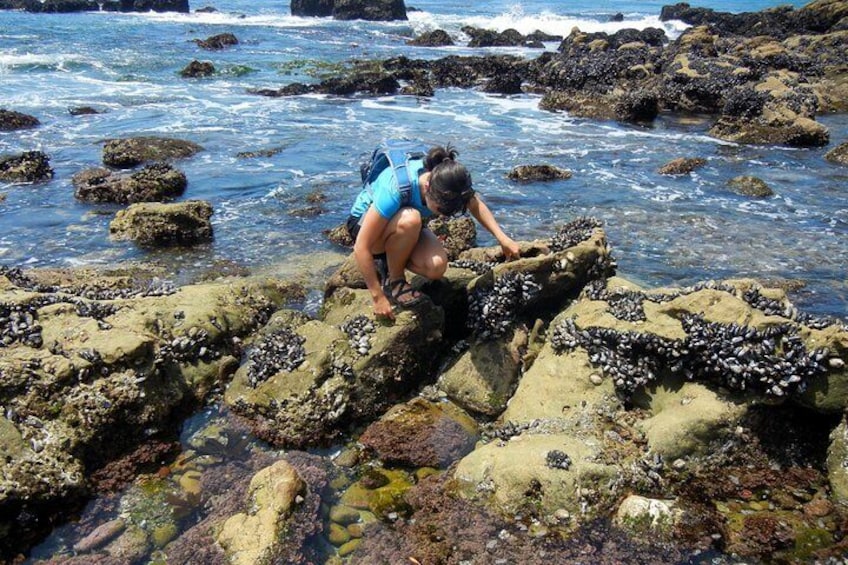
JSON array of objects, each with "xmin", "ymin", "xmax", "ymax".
[{"xmin": 350, "ymin": 157, "xmax": 432, "ymax": 220}]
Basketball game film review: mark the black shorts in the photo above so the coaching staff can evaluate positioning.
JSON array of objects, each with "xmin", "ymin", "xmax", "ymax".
[{"xmin": 346, "ymin": 215, "xmax": 362, "ymax": 241}]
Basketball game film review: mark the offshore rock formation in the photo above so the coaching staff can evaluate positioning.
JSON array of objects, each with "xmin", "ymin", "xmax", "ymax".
[
  {"xmin": 0, "ymin": 0, "xmax": 188, "ymax": 12},
  {"xmin": 0, "ymin": 109, "xmax": 39, "ymax": 130},
  {"xmin": 72, "ymin": 163, "xmax": 187, "ymax": 204},
  {"xmin": 0, "ymin": 151, "xmax": 53, "ymax": 183},
  {"xmin": 109, "ymin": 200, "xmax": 214, "ymax": 247},
  {"xmin": 102, "ymin": 136, "xmax": 204, "ymax": 169},
  {"xmin": 291, "ymin": 0, "xmax": 406, "ymax": 21},
  {"xmin": 267, "ymin": 0, "xmax": 848, "ymax": 148}
]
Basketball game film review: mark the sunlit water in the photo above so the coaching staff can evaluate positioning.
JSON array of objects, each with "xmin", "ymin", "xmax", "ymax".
[
  {"xmin": 2, "ymin": 0, "xmax": 844, "ymax": 319},
  {"xmin": 5, "ymin": 0, "xmax": 847, "ymax": 561}
]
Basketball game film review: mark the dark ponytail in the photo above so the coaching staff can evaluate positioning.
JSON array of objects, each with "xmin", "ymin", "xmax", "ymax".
[{"xmin": 426, "ymin": 144, "xmax": 475, "ymax": 216}]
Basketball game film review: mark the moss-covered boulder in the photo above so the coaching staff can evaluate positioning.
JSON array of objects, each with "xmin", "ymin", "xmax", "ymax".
[
  {"xmin": 73, "ymin": 163, "xmax": 187, "ymax": 203},
  {"xmin": 438, "ymin": 327, "xmax": 527, "ymax": 417},
  {"xmin": 109, "ymin": 200, "xmax": 213, "ymax": 247},
  {"xmin": 0, "ymin": 151, "xmax": 53, "ymax": 183},
  {"xmin": 727, "ymin": 175, "xmax": 775, "ymax": 198}
]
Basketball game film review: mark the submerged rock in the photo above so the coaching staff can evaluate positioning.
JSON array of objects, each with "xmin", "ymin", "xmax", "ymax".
[
  {"xmin": 658, "ymin": 157, "xmax": 707, "ymax": 175},
  {"xmin": 728, "ymin": 175, "xmax": 775, "ymax": 197},
  {"xmin": 215, "ymin": 460, "xmax": 306, "ymax": 565},
  {"xmin": 358, "ymin": 397, "xmax": 479, "ymax": 468}
]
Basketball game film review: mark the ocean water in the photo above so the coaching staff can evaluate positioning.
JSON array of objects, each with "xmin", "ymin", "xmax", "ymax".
[{"xmin": 0, "ymin": 0, "xmax": 845, "ymax": 319}]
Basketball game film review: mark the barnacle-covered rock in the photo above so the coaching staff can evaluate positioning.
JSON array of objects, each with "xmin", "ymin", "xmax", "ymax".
[
  {"xmin": 0, "ymin": 270, "xmax": 299, "ymax": 555},
  {"xmin": 226, "ymin": 287, "xmax": 444, "ymax": 448}
]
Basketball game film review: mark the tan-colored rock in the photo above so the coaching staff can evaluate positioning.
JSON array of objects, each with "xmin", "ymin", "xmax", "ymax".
[
  {"xmin": 632, "ymin": 377, "xmax": 748, "ymax": 459},
  {"xmin": 439, "ymin": 328, "xmax": 526, "ymax": 417},
  {"xmin": 225, "ymin": 288, "xmax": 445, "ymax": 448},
  {"xmin": 614, "ymin": 495, "xmax": 679, "ymax": 534},
  {"xmin": 216, "ymin": 460, "xmax": 305, "ymax": 565},
  {"xmin": 453, "ymin": 433, "xmax": 618, "ymax": 518}
]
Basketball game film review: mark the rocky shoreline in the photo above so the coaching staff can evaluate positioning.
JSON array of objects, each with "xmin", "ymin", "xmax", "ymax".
[
  {"xmin": 2, "ymin": 0, "xmax": 848, "ymax": 563},
  {"xmin": 1, "ymin": 215, "xmax": 847, "ymax": 563}
]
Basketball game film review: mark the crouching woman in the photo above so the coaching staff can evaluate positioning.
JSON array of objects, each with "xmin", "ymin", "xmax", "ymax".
[{"xmin": 346, "ymin": 143, "xmax": 519, "ymax": 319}]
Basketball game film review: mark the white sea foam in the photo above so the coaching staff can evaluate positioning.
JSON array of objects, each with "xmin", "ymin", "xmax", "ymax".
[
  {"xmin": 408, "ymin": 8, "xmax": 689, "ymax": 40},
  {"xmin": 116, "ymin": 9, "xmax": 329, "ymax": 29}
]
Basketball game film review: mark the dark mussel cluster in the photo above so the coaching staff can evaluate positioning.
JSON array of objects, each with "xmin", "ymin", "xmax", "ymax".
[
  {"xmin": 0, "ymin": 302, "xmax": 43, "ymax": 348},
  {"xmin": 340, "ymin": 315, "xmax": 376, "ymax": 356},
  {"xmin": 588, "ymin": 279, "xmax": 845, "ymax": 332},
  {"xmin": 546, "ymin": 449, "xmax": 572, "ymax": 470},
  {"xmin": 156, "ymin": 326, "xmax": 220, "ymax": 364},
  {"xmin": 681, "ymin": 314, "xmax": 829, "ymax": 397},
  {"xmin": 741, "ymin": 286, "xmax": 846, "ymax": 330},
  {"xmin": 0, "ymin": 265, "xmax": 176, "ymax": 299},
  {"xmin": 467, "ymin": 272, "xmax": 541, "ymax": 340},
  {"xmin": 1, "ymin": 293, "xmax": 121, "ymax": 350},
  {"xmin": 550, "ymin": 216, "xmax": 604, "ymax": 252},
  {"xmin": 449, "ymin": 258, "xmax": 498, "ymax": 275},
  {"xmin": 245, "ymin": 327, "xmax": 306, "ymax": 388},
  {"xmin": 551, "ymin": 310, "xmax": 830, "ymax": 402},
  {"xmin": 585, "ymin": 280, "xmax": 648, "ymax": 322}
]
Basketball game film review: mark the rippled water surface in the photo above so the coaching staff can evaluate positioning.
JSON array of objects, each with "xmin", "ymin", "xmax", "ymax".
[{"xmin": 1, "ymin": 0, "xmax": 844, "ymax": 320}]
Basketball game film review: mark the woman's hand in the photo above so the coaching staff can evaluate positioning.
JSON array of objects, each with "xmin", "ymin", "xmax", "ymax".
[
  {"xmin": 501, "ymin": 237, "xmax": 520, "ymax": 261},
  {"xmin": 373, "ymin": 294, "xmax": 395, "ymax": 320}
]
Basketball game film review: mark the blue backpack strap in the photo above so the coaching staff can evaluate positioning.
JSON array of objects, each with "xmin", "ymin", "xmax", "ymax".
[{"xmin": 363, "ymin": 139, "xmax": 426, "ymax": 207}]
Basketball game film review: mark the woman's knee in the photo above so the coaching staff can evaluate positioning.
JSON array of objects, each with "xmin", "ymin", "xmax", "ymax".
[
  {"xmin": 395, "ymin": 207, "xmax": 423, "ymax": 234},
  {"xmin": 429, "ymin": 254, "xmax": 448, "ymax": 279}
]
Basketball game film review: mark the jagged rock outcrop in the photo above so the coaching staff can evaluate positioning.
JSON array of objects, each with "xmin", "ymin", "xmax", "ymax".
[
  {"xmin": 180, "ymin": 60, "xmax": 215, "ymax": 78},
  {"xmin": 193, "ymin": 32, "xmax": 238, "ymax": 50},
  {"xmin": 291, "ymin": 0, "xmax": 406, "ymax": 21},
  {"xmin": 119, "ymin": 0, "xmax": 188, "ymax": 13}
]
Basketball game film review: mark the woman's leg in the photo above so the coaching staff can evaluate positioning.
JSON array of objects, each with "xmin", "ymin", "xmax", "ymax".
[
  {"xmin": 406, "ymin": 228, "xmax": 448, "ymax": 280},
  {"xmin": 382, "ymin": 207, "xmax": 424, "ymax": 281}
]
